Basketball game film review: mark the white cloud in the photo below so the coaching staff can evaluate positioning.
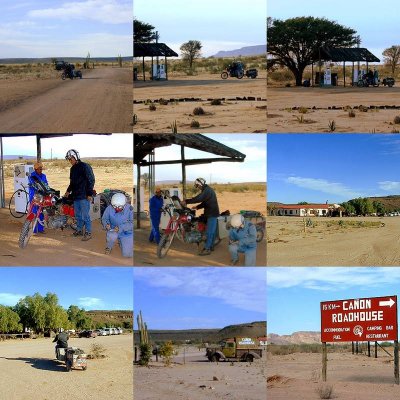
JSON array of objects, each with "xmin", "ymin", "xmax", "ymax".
[
  {"xmin": 28, "ymin": 0, "xmax": 132, "ymax": 24},
  {"xmin": 286, "ymin": 176, "xmax": 363, "ymax": 199},
  {"xmin": 379, "ymin": 181, "xmax": 400, "ymax": 191},
  {"xmin": 78, "ymin": 297, "xmax": 104, "ymax": 308},
  {"xmin": 134, "ymin": 267, "xmax": 266, "ymax": 314},
  {"xmin": 267, "ymin": 267, "xmax": 400, "ymax": 291},
  {"xmin": 0, "ymin": 292, "xmax": 25, "ymax": 306}
]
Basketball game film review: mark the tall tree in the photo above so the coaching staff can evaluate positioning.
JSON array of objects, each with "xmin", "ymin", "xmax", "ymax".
[
  {"xmin": 382, "ymin": 45, "xmax": 400, "ymax": 74},
  {"xmin": 134, "ymin": 20, "xmax": 156, "ymax": 43},
  {"xmin": 180, "ymin": 40, "xmax": 202, "ymax": 71},
  {"xmin": 68, "ymin": 305, "xmax": 93, "ymax": 330},
  {"xmin": 0, "ymin": 306, "xmax": 22, "ymax": 333},
  {"xmin": 267, "ymin": 17, "xmax": 357, "ymax": 86}
]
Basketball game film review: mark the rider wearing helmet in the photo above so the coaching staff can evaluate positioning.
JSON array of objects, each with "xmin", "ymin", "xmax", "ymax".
[
  {"xmin": 228, "ymin": 213, "xmax": 257, "ymax": 266},
  {"xmin": 184, "ymin": 178, "xmax": 220, "ymax": 256},
  {"xmin": 101, "ymin": 192, "xmax": 133, "ymax": 257},
  {"xmin": 64, "ymin": 149, "xmax": 95, "ymax": 241},
  {"xmin": 28, "ymin": 161, "xmax": 49, "ymax": 233}
]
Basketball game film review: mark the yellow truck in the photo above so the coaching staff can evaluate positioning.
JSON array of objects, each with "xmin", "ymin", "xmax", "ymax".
[{"xmin": 206, "ymin": 337, "xmax": 262, "ymax": 362}]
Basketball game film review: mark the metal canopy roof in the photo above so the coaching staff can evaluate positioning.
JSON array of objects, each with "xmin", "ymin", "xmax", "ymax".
[
  {"xmin": 133, "ymin": 43, "xmax": 178, "ymax": 58},
  {"xmin": 134, "ymin": 134, "xmax": 246, "ymax": 165},
  {"xmin": 314, "ymin": 47, "xmax": 380, "ymax": 63}
]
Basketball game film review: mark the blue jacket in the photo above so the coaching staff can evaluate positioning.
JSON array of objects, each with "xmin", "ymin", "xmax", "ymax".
[
  {"xmin": 102, "ymin": 204, "xmax": 133, "ymax": 237},
  {"xmin": 149, "ymin": 195, "xmax": 163, "ymax": 221},
  {"xmin": 28, "ymin": 171, "xmax": 48, "ymax": 202},
  {"xmin": 229, "ymin": 220, "xmax": 257, "ymax": 250}
]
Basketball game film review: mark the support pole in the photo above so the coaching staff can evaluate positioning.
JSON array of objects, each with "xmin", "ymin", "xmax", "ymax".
[
  {"xmin": 181, "ymin": 145, "xmax": 186, "ymax": 199},
  {"xmin": 343, "ymin": 61, "xmax": 346, "ymax": 87},
  {"xmin": 136, "ymin": 164, "xmax": 141, "ymax": 229},
  {"xmin": 368, "ymin": 341, "xmax": 371, "ymax": 357},
  {"xmin": 395, "ymin": 340, "xmax": 399, "ymax": 385},
  {"xmin": 356, "ymin": 341, "xmax": 359, "ymax": 354},
  {"xmin": 165, "ymin": 56, "xmax": 168, "ymax": 80},
  {"xmin": 36, "ymin": 135, "xmax": 42, "ymax": 161},
  {"xmin": 311, "ymin": 63, "xmax": 314, "ymax": 86},
  {"xmin": 142, "ymin": 57, "xmax": 145, "ymax": 81},
  {"xmin": 352, "ymin": 341, "xmax": 354, "ymax": 354},
  {"xmin": 322, "ymin": 342, "xmax": 327, "ymax": 382},
  {"xmin": 375, "ymin": 341, "xmax": 378, "ymax": 358}
]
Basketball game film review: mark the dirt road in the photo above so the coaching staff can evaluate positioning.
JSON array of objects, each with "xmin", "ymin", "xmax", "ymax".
[
  {"xmin": 0, "ymin": 67, "xmax": 132, "ymax": 133},
  {"xmin": 135, "ymin": 346, "xmax": 266, "ymax": 400},
  {"xmin": 268, "ymin": 86, "xmax": 400, "ymax": 133},
  {"xmin": 268, "ymin": 351, "xmax": 399, "ymax": 400},
  {"xmin": 267, "ymin": 216, "xmax": 400, "ymax": 266},
  {"xmin": 0, "ymin": 334, "xmax": 133, "ymax": 400}
]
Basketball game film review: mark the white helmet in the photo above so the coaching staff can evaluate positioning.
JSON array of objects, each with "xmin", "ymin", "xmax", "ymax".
[
  {"xmin": 194, "ymin": 177, "xmax": 206, "ymax": 189},
  {"xmin": 230, "ymin": 214, "xmax": 244, "ymax": 229},
  {"xmin": 111, "ymin": 193, "xmax": 126, "ymax": 211}
]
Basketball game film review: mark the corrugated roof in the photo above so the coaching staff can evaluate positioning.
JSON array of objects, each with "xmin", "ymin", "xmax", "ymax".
[
  {"xmin": 133, "ymin": 43, "xmax": 178, "ymax": 58},
  {"xmin": 314, "ymin": 47, "xmax": 380, "ymax": 63},
  {"xmin": 134, "ymin": 134, "xmax": 246, "ymax": 164}
]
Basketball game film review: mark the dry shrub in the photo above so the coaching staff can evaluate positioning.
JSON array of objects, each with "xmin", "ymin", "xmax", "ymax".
[
  {"xmin": 88, "ymin": 343, "xmax": 107, "ymax": 359},
  {"xmin": 394, "ymin": 115, "xmax": 400, "ymax": 124},
  {"xmin": 193, "ymin": 107, "xmax": 205, "ymax": 115},
  {"xmin": 149, "ymin": 104, "xmax": 157, "ymax": 111},
  {"xmin": 316, "ymin": 384, "xmax": 334, "ymax": 399},
  {"xmin": 298, "ymin": 107, "xmax": 308, "ymax": 114},
  {"xmin": 210, "ymin": 99, "xmax": 222, "ymax": 105},
  {"xmin": 159, "ymin": 98, "xmax": 168, "ymax": 105},
  {"xmin": 348, "ymin": 109, "xmax": 356, "ymax": 118},
  {"xmin": 190, "ymin": 119, "xmax": 200, "ymax": 128}
]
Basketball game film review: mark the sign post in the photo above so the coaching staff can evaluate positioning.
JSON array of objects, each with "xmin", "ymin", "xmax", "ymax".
[{"xmin": 321, "ymin": 295, "xmax": 398, "ymax": 383}]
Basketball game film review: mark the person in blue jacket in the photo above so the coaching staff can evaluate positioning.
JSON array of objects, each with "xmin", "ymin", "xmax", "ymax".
[
  {"xmin": 28, "ymin": 161, "xmax": 49, "ymax": 233},
  {"xmin": 228, "ymin": 214, "xmax": 257, "ymax": 266},
  {"xmin": 149, "ymin": 187, "xmax": 163, "ymax": 244},
  {"xmin": 102, "ymin": 193, "xmax": 133, "ymax": 257}
]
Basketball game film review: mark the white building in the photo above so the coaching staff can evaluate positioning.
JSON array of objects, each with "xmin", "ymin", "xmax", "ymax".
[{"xmin": 274, "ymin": 203, "xmax": 341, "ymax": 217}]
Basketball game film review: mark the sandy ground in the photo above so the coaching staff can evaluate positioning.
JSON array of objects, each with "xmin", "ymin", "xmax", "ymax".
[
  {"xmin": 268, "ymin": 86, "xmax": 400, "ymax": 133},
  {"xmin": 134, "ymin": 191, "xmax": 266, "ymax": 266},
  {"xmin": 133, "ymin": 72, "xmax": 267, "ymax": 133},
  {"xmin": 266, "ymin": 216, "xmax": 400, "ymax": 266},
  {"xmin": 0, "ymin": 67, "xmax": 132, "ymax": 133},
  {"xmin": 134, "ymin": 346, "xmax": 266, "ymax": 400},
  {"xmin": 0, "ymin": 334, "xmax": 133, "ymax": 400},
  {"xmin": 1, "ymin": 160, "xmax": 133, "ymax": 266},
  {"xmin": 267, "ymin": 351, "xmax": 400, "ymax": 399}
]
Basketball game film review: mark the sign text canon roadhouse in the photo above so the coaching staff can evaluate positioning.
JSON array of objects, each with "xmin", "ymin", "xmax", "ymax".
[{"xmin": 321, "ymin": 296, "xmax": 398, "ymax": 342}]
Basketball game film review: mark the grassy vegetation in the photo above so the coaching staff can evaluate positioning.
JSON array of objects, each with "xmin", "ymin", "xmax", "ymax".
[{"xmin": 268, "ymin": 343, "xmax": 353, "ymax": 355}]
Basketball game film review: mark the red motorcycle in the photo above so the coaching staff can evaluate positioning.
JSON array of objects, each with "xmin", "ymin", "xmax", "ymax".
[
  {"xmin": 157, "ymin": 194, "xmax": 221, "ymax": 258},
  {"xmin": 18, "ymin": 177, "xmax": 76, "ymax": 249}
]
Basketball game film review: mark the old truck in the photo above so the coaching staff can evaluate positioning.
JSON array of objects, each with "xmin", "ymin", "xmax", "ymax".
[{"xmin": 206, "ymin": 337, "xmax": 262, "ymax": 362}]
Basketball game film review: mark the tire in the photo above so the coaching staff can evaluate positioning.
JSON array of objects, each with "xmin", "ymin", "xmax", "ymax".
[
  {"xmin": 245, "ymin": 354, "xmax": 254, "ymax": 362},
  {"xmin": 221, "ymin": 72, "xmax": 228, "ymax": 79},
  {"xmin": 357, "ymin": 81, "xmax": 363, "ymax": 87},
  {"xmin": 9, "ymin": 189, "xmax": 28, "ymax": 218},
  {"xmin": 18, "ymin": 219, "xmax": 35, "ymax": 249},
  {"xmin": 82, "ymin": 365, "xmax": 87, "ymax": 371},
  {"xmin": 157, "ymin": 231, "xmax": 176, "ymax": 258},
  {"xmin": 211, "ymin": 354, "xmax": 219, "ymax": 362},
  {"xmin": 61, "ymin": 73, "xmax": 66, "ymax": 80},
  {"xmin": 389, "ymin": 83, "xmax": 394, "ymax": 87},
  {"xmin": 237, "ymin": 71, "xmax": 244, "ymax": 79},
  {"xmin": 256, "ymin": 226, "xmax": 264, "ymax": 242},
  {"xmin": 66, "ymin": 360, "xmax": 72, "ymax": 372}
]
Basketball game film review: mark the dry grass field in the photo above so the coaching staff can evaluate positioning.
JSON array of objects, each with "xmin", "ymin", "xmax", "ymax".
[{"xmin": 0, "ymin": 158, "xmax": 133, "ymax": 266}]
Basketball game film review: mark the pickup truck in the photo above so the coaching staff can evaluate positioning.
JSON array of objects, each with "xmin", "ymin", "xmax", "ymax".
[{"xmin": 206, "ymin": 337, "xmax": 263, "ymax": 362}]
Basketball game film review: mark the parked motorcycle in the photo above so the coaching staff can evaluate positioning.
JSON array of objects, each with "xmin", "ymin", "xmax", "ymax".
[
  {"xmin": 157, "ymin": 194, "xmax": 221, "ymax": 258},
  {"xmin": 18, "ymin": 176, "xmax": 76, "ymax": 249},
  {"xmin": 56, "ymin": 346, "xmax": 87, "ymax": 371},
  {"xmin": 221, "ymin": 61, "xmax": 258, "ymax": 79},
  {"xmin": 61, "ymin": 64, "xmax": 82, "ymax": 80}
]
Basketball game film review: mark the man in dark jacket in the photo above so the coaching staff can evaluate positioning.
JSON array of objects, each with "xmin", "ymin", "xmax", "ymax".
[
  {"xmin": 184, "ymin": 178, "xmax": 219, "ymax": 256},
  {"xmin": 53, "ymin": 330, "xmax": 69, "ymax": 357},
  {"xmin": 64, "ymin": 149, "xmax": 95, "ymax": 241}
]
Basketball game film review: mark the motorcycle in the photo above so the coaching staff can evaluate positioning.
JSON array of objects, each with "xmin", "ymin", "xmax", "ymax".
[
  {"xmin": 56, "ymin": 346, "xmax": 87, "ymax": 371},
  {"xmin": 157, "ymin": 193, "xmax": 221, "ymax": 258},
  {"xmin": 61, "ymin": 65, "xmax": 82, "ymax": 80},
  {"xmin": 18, "ymin": 176, "xmax": 76, "ymax": 249},
  {"xmin": 221, "ymin": 61, "xmax": 258, "ymax": 80}
]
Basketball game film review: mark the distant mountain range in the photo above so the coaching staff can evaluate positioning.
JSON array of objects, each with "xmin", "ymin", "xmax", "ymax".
[
  {"xmin": 268, "ymin": 331, "xmax": 321, "ymax": 345},
  {"xmin": 3, "ymin": 155, "xmax": 36, "ymax": 160},
  {"xmin": 0, "ymin": 56, "xmax": 132, "ymax": 64},
  {"xmin": 212, "ymin": 45, "xmax": 266, "ymax": 58}
]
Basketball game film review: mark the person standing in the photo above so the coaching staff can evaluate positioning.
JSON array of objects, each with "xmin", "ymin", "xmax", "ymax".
[
  {"xmin": 149, "ymin": 187, "xmax": 163, "ymax": 244},
  {"xmin": 184, "ymin": 178, "xmax": 219, "ymax": 256},
  {"xmin": 228, "ymin": 214, "xmax": 257, "ymax": 266},
  {"xmin": 64, "ymin": 149, "xmax": 95, "ymax": 241},
  {"xmin": 28, "ymin": 161, "xmax": 48, "ymax": 233},
  {"xmin": 102, "ymin": 192, "xmax": 133, "ymax": 257}
]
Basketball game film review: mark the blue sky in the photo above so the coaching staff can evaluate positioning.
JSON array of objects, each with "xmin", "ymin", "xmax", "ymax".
[
  {"xmin": 135, "ymin": 134, "xmax": 266, "ymax": 183},
  {"xmin": 268, "ymin": 134, "xmax": 400, "ymax": 203},
  {"xmin": 268, "ymin": 0, "xmax": 397, "ymax": 62},
  {"xmin": 133, "ymin": 267, "xmax": 266, "ymax": 330},
  {"xmin": 2, "ymin": 134, "xmax": 133, "ymax": 158},
  {"xmin": 268, "ymin": 267, "xmax": 400, "ymax": 335},
  {"xmin": 134, "ymin": 0, "xmax": 266, "ymax": 57},
  {"xmin": 0, "ymin": 267, "xmax": 133, "ymax": 310},
  {"xmin": 0, "ymin": 1, "xmax": 131, "ymax": 58}
]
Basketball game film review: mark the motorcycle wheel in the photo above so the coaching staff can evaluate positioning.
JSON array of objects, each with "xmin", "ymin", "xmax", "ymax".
[
  {"xmin": 256, "ymin": 226, "xmax": 264, "ymax": 242},
  {"xmin": 157, "ymin": 231, "xmax": 176, "ymax": 258},
  {"xmin": 61, "ymin": 73, "xmax": 66, "ymax": 80},
  {"xmin": 357, "ymin": 81, "xmax": 363, "ymax": 87},
  {"xmin": 18, "ymin": 219, "xmax": 35, "ymax": 249},
  {"xmin": 221, "ymin": 72, "xmax": 228, "ymax": 80},
  {"xmin": 66, "ymin": 360, "xmax": 72, "ymax": 372},
  {"xmin": 237, "ymin": 71, "xmax": 244, "ymax": 79}
]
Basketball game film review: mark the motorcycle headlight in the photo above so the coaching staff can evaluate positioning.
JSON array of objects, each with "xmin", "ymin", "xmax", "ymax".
[
  {"xmin": 33, "ymin": 193, "xmax": 43, "ymax": 203},
  {"xmin": 186, "ymin": 215, "xmax": 192, "ymax": 222}
]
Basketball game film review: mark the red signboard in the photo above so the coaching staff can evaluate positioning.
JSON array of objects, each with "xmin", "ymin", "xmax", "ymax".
[{"xmin": 321, "ymin": 295, "xmax": 398, "ymax": 342}]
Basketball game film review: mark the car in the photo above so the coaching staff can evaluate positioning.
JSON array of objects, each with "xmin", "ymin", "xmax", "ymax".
[
  {"xmin": 115, "ymin": 328, "xmax": 123, "ymax": 335},
  {"xmin": 102, "ymin": 328, "xmax": 112, "ymax": 335},
  {"xmin": 79, "ymin": 330, "xmax": 97, "ymax": 338}
]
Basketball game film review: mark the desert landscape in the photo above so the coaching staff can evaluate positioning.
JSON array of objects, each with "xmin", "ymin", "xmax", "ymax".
[
  {"xmin": 0, "ymin": 158, "xmax": 133, "ymax": 266},
  {"xmin": 266, "ymin": 216, "xmax": 400, "ymax": 266},
  {"xmin": 133, "ymin": 58, "xmax": 266, "ymax": 133},
  {"xmin": 0, "ymin": 334, "xmax": 133, "ymax": 400},
  {"xmin": 267, "ymin": 342, "xmax": 400, "ymax": 399},
  {"xmin": 0, "ymin": 63, "xmax": 132, "ymax": 133},
  {"xmin": 134, "ymin": 184, "xmax": 266, "ymax": 266}
]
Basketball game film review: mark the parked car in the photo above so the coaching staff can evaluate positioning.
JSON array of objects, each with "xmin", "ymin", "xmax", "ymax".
[
  {"xmin": 103, "ymin": 328, "xmax": 112, "ymax": 335},
  {"xmin": 115, "ymin": 328, "xmax": 123, "ymax": 335},
  {"xmin": 79, "ymin": 330, "xmax": 97, "ymax": 338}
]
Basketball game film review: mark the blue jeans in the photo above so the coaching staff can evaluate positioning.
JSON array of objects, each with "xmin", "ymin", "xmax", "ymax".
[
  {"xmin": 229, "ymin": 243, "xmax": 257, "ymax": 266},
  {"xmin": 74, "ymin": 199, "xmax": 91, "ymax": 233},
  {"xmin": 205, "ymin": 217, "xmax": 217, "ymax": 250}
]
